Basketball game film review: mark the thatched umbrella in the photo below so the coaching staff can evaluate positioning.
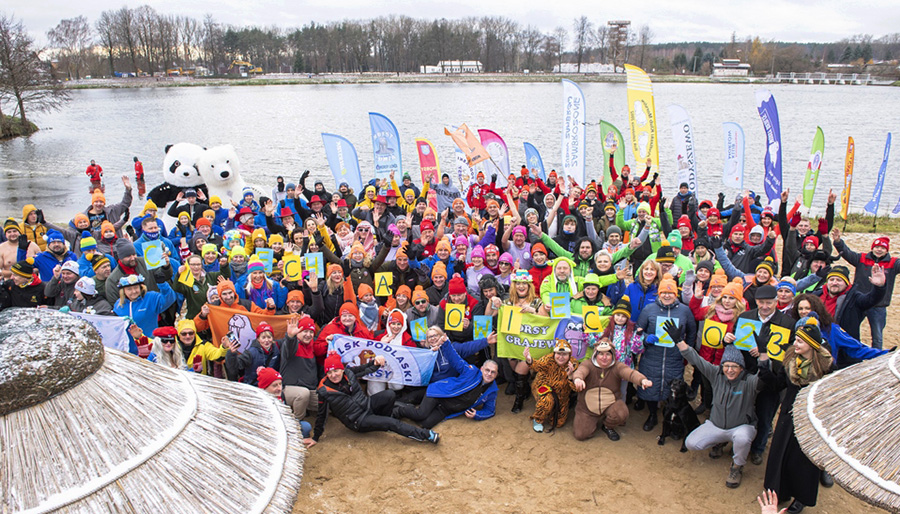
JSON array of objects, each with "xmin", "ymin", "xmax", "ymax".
[
  {"xmin": 0, "ymin": 308, "xmax": 304, "ymax": 513},
  {"xmin": 794, "ymin": 351, "xmax": 900, "ymax": 513}
]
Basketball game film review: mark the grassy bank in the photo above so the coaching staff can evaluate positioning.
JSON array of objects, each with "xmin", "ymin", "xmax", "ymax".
[
  {"xmin": 0, "ymin": 115, "xmax": 38, "ymax": 139},
  {"xmin": 838, "ymin": 212, "xmax": 900, "ymax": 233}
]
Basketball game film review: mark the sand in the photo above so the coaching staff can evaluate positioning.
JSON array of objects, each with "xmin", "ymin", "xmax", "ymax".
[{"xmin": 294, "ymin": 232, "xmax": 897, "ymax": 514}]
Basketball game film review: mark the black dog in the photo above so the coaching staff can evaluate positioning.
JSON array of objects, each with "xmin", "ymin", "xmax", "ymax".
[{"xmin": 657, "ymin": 379, "xmax": 701, "ymax": 452}]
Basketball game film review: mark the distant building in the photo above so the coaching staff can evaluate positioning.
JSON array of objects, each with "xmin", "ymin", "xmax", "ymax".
[
  {"xmin": 420, "ymin": 60, "xmax": 483, "ymax": 74},
  {"xmin": 553, "ymin": 63, "xmax": 615, "ymax": 74},
  {"xmin": 712, "ymin": 59, "xmax": 751, "ymax": 77}
]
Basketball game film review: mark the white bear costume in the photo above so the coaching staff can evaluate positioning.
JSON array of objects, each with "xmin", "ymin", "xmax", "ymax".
[{"xmin": 196, "ymin": 144, "xmax": 262, "ymax": 206}]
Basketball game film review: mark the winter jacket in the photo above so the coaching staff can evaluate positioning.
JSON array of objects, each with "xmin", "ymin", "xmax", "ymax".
[
  {"xmin": 681, "ymin": 345, "xmax": 773, "ymax": 429},
  {"xmin": 314, "ymin": 319, "xmax": 374, "ymax": 366},
  {"xmin": 429, "ymin": 338, "xmax": 490, "ymax": 383},
  {"xmin": 610, "ymin": 281, "xmax": 658, "ymax": 322},
  {"xmin": 280, "ymin": 335, "xmax": 324, "ymax": 389},
  {"xmin": 538, "ymin": 257, "xmax": 578, "ymax": 305},
  {"xmin": 20, "ymin": 205, "xmax": 48, "ymax": 252},
  {"xmin": 820, "ymin": 285, "xmax": 885, "ymax": 341},
  {"xmin": 821, "ymin": 323, "xmax": 887, "ymax": 369},
  {"xmin": 112, "ymin": 282, "xmax": 176, "ymax": 335},
  {"xmin": 227, "ymin": 339, "xmax": 281, "ymax": 386},
  {"xmin": 635, "ymin": 298, "xmax": 697, "ymax": 402},
  {"xmin": 834, "ymin": 239, "xmax": 900, "ymax": 308},
  {"xmin": 425, "ymin": 340, "xmax": 497, "ymax": 421},
  {"xmin": 44, "ymin": 276, "xmax": 77, "ymax": 309},
  {"xmin": 0, "ymin": 277, "xmax": 48, "ymax": 310},
  {"xmin": 70, "ymin": 294, "xmax": 113, "ymax": 315},
  {"xmin": 33, "ymin": 250, "xmax": 77, "ymax": 282},
  {"xmin": 83, "ymin": 187, "xmax": 133, "ymax": 236},
  {"xmin": 313, "ymin": 361, "xmax": 381, "ymax": 440}
]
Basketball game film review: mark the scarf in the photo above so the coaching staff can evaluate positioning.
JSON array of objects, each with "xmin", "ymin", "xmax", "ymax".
[
  {"xmin": 231, "ymin": 261, "xmax": 247, "ymax": 276},
  {"xmin": 794, "ymin": 356, "xmax": 811, "ymax": 382},
  {"xmin": 822, "ymin": 290, "xmax": 844, "ymax": 316},
  {"xmin": 118, "ymin": 260, "xmax": 136, "ymax": 276},
  {"xmin": 714, "ymin": 304, "xmax": 735, "ymax": 323},
  {"xmin": 248, "ymin": 278, "xmax": 272, "ymax": 306},
  {"xmin": 359, "ymin": 300, "xmax": 379, "ymax": 329}
]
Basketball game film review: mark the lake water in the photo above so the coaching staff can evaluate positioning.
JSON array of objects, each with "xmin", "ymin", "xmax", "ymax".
[{"xmin": 1, "ymin": 81, "xmax": 898, "ymax": 222}]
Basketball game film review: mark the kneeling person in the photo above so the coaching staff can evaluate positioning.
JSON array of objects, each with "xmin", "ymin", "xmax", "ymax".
[{"xmin": 573, "ymin": 339, "xmax": 652, "ymax": 441}]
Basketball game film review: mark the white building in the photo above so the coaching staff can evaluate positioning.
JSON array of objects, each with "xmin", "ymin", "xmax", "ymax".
[
  {"xmin": 419, "ymin": 60, "xmax": 483, "ymax": 74},
  {"xmin": 553, "ymin": 63, "xmax": 616, "ymax": 74},
  {"xmin": 712, "ymin": 59, "xmax": 751, "ymax": 77}
]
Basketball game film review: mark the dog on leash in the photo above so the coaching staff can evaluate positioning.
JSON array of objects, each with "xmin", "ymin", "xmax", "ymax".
[{"xmin": 657, "ymin": 379, "xmax": 701, "ymax": 452}]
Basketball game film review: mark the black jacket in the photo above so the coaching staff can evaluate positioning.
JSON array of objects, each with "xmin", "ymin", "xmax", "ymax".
[{"xmin": 314, "ymin": 361, "xmax": 381, "ymax": 440}]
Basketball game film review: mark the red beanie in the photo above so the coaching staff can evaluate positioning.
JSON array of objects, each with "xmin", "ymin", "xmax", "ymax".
[
  {"xmin": 255, "ymin": 322, "xmax": 274, "ymax": 338},
  {"xmin": 340, "ymin": 302, "xmax": 359, "ymax": 318},
  {"xmin": 448, "ymin": 275, "xmax": 466, "ymax": 295},
  {"xmin": 297, "ymin": 316, "xmax": 317, "ymax": 333},
  {"xmin": 873, "ymin": 237, "xmax": 890, "ymax": 251},
  {"xmin": 420, "ymin": 220, "xmax": 434, "ymax": 233},
  {"xmin": 324, "ymin": 351, "xmax": 345, "ymax": 373},
  {"xmin": 677, "ymin": 215, "xmax": 691, "ymax": 229},
  {"xmin": 153, "ymin": 326, "xmax": 178, "ymax": 338},
  {"xmin": 730, "ymin": 223, "xmax": 745, "ymax": 236},
  {"xmin": 803, "ymin": 235, "xmax": 819, "ymax": 248},
  {"xmin": 707, "ymin": 208, "xmax": 720, "ymax": 219},
  {"xmin": 257, "ymin": 367, "xmax": 282, "ymax": 389}
]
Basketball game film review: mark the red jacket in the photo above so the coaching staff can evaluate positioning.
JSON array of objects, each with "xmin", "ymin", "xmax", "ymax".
[
  {"xmin": 134, "ymin": 161, "xmax": 144, "ymax": 180},
  {"xmin": 314, "ymin": 317, "xmax": 374, "ymax": 365},
  {"xmin": 85, "ymin": 164, "xmax": 103, "ymax": 181},
  {"xmin": 528, "ymin": 264, "xmax": 553, "ymax": 291},
  {"xmin": 466, "ymin": 181, "xmax": 502, "ymax": 210}
]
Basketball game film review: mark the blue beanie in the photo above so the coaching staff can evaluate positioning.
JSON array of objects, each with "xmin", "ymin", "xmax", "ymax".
[
  {"xmin": 721, "ymin": 344, "xmax": 745, "ymax": 368},
  {"xmin": 45, "ymin": 229, "xmax": 65, "ymax": 244}
]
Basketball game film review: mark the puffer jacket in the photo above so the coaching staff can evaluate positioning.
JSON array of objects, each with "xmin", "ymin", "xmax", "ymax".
[
  {"xmin": 314, "ymin": 361, "xmax": 380, "ymax": 440},
  {"xmin": 21, "ymin": 204, "xmax": 48, "ymax": 251},
  {"xmin": 635, "ymin": 298, "xmax": 697, "ymax": 402},
  {"xmin": 226, "ymin": 338, "xmax": 280, "ymax": 386}
]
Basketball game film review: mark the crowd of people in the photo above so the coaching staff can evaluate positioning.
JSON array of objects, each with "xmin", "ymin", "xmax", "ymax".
[{"xmin": 1, "ymin": 157, "xmax": 895, "ymax": 514}]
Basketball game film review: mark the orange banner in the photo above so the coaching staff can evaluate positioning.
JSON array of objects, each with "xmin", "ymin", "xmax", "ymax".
[
  {"xmin": 840, "ymin": 136, "xmax": 854, "ymax": 220},
  {"xmin": 444, "ymin": 123, "xmax": 490, "ymax": 167},
  {"xmin": 208, "ymin": 304, "xmax": 294, "ymax": 353}
]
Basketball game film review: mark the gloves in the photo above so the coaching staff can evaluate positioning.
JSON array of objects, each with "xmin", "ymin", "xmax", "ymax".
[
  {"xmin": 789, "ymin": 212, "xmax": 801, "ymax": 228},
  {"xmin": 59, "ymin": 306, "xmax": 71, "ymax": 313},
  {"xmin": 817, "ymin": 217, "xmax": 828, "ymax": 234},
  {"xmin": 17, "ymin": 236, "xmax": 30, "ymax": 251},
  {"xmin": 662, "ymin": 319, "xmax": 684, "ymax": 344},
  {"xmin": 301, "ymin": 170, "xmax": 310, "ymax": 181},
  {"xmin": 751, "ymin": 324, "xmax": 771, "ymax": 350},
  {"xmin": 708, "ymin": 235, "xmax": 722, "ymax": 249},
  {"xmin": 645, "ymin": 334, "xmax": 659, "ymax": 345},
  {"xmin": 490, "ymin": 173, "xmax": 497, "ymax": 182},
  {"xmin": 718, "ymin": 192, "xmax": 725, "ymax": 200},
  {"xmin": 36, "ymin": 209, "xmax": 45, "ymax": 224},
  {"xmin": 816, "ymin": 265, "xmax": 831, "ymax": 279},
  {"xmin": 652, "ymin": 173, "xmax": 659, "ymax": 181},
  {"xmin": 136, "ymin": 339, "xmax": 152, "ymax": 358}
]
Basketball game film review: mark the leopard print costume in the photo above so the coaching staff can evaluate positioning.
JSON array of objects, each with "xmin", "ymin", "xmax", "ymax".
[{"xmin": 530, "ymin": 353, "xmax": 578, "ymax": 428}]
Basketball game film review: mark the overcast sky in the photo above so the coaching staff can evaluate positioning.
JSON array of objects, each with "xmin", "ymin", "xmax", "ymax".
[{"xmin": 10, "ymin": 0, "xmax": 900, "ymax": 45}]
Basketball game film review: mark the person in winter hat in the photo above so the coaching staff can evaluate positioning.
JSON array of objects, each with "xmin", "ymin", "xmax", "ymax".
[
  {"xmin": 226, "ymin": 321, "xmax": 280, "ymax": 386},
  {"xmin": 666, "ymin": 320, "xmax": 775, "ymax": 490},
  {"xmin": 0, "ymin": 258, "xmax": 47, "ymax": 309}
]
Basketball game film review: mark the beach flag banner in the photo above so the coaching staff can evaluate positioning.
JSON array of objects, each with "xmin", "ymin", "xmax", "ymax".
[
  {"xmin": 523, "ymin": 142, "xmax": 546, "ymax": 181},
  {"xmin": 369, "ymin": 112, "xmax": 402, "ymax": 181},
  {"xmin": 655, "ymin": 316, "xmax": 678, "ymax": 347},
  {"xmin": 282, "ymin": 255, "xmax": 303, "ymax": 281},
  {"xmin": 624, "ymin": 65, "xmax": 659, "ymax": 175},
  {"xmin": 667, "ymin": 104, "xmax": 698, "ymax": 195},
  {"xmin": 207, "ymin": 305, "xmax": 291, "ymax": 354},
  {"xmin": 256, "ymin": 248, "xmax": 274, "ymax": 273},
  {"xmin": 70, "ymin": 312, "xmax": 131, "ymax": 352},
  {"xmin": 473, "ymin": 315, "xmax": 493, "ymax": 340},
  {"xmin": 802, "ymin": 127, "xmax": 825, "ymax": 208},
  {"xmin": 478, "ymin": 129, "xmax": 510, "ymax": 187},
  {"xmin": 767, "ymin": 325, "xmax": 791, "ymax": 362},
  {"xmin": 444, "ymin": 303, "xmax": 466, "ymax": 331},
  {"xmin": 143, "ymin": 240, "xmax": 165, "ymax": 270},
  {"xmin": 722, "ymin": 122, "xmax": 745, "ymax": 190},
  {"xmin": 304, "ymin": 252, "xmax": 323, "ymax": 277},
  {"xmin": 411, "ymin": 317, "xmax": 428, "ymax": 341},
  {"xmin": 755, "ymin": 90, "xmax": 783, "ymax": 204},
  {"xmin": 734, "ymin": 318, "xmax": 762, "ymax": 351},
  {"xmin": 444, "ymin": 124, "xmax": 490, "ymax": 167},
  {"xmin": 415, "ymin": 138, "xmax": 440, "ymax": 186},
  {"xmin": 561, "ymin": 79, "xmax": 586, "ymax": 186},
  {"xmin": 374, "ymin": 272, "xmax": 393, "ymax": 297},
  {"xmin": 330, "ymin": 335, "xmax": 437, "ymax": 387},
  {"xmin": 840, "ymin": 137, "xmax": 855, "ymax": 220},
  {"xmin": 866, "ymin": 133, "xmax": 891, "ymax": 215},
  {"xmin": 600, "ymin": 120, "xmax": 625, "ymax": 190},
  {"xmin": 321, "ymin": 133, "xmax": 363, "ymax": 193},
  {"xmin": 701, "ymin": 320, "xmax": 728, "ymax": 349},
  {"xmin": 548, "ymin": 292, "xmax": 571, "ymax": 318},
  {"xmin": 454, "ymin": 148, "xmax": 475, "ymax": 197}
]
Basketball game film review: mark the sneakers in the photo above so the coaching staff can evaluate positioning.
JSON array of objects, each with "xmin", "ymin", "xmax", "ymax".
[
  {"xmin": 601, "ymin": 425, "xmax": 620, "ymax": 441},
  {"xmin": 709, "ymin": 442, "xmax": 726, "ymax": 459},
  {"xmin": 532, "ymin": 420, "xmax": 544, "ymax": 433},
  {"xmin": 725, "ymin": 464, "xmax": 743, "ymax": 488},
  {"xmin": 427, "ymin": 430, "xmax": 440, "ymax": 444},
  {"xmin": 749, "ymin": 452, "xmax": 763, "ymax": 465}
]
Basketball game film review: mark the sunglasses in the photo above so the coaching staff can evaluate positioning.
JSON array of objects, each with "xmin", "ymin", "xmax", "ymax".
[
  {"xmin": 180, "ymin": 331, "xmax": 195, "ymax": 336},
  {"xmin": 414, "ymin": 300, "xmax": 428, "ymax": 305}
]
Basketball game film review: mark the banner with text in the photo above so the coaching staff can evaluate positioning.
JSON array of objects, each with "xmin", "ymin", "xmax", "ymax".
[
  {"xmin": 667, "ymin": 104, "xmax": 698, "ymax": 195},
  {"xmin": 755, "ymin": 89, "xmax": 783, "ymax": 204},
  {"xmin": 70, "ymin": 312, "xmax": 131, "ymax": 352},
  {"xmin": 415, "ymin": 138, "xmax": 441, "ymax": 186},
  {"xmin": 722, "ymin": 122, "xmax": 745, "ymax": 190},
  {"xmin": 802, "ymin": 126, "xmax": 825, "ymax": 208},
  {"xmin": 478, "ymin": 129, "xmax": 510, "ymax": 187},
  {"xmin": 322, "ymin": 133, "xmax": 363, "ymax": 193},
  {"xmin": 625, "ymin": 65, "xmax": 659, "ymax": 175},
  {"xmin": 523, "ymin": 142, "xmax": 546, "ymax": 181},
  {"xmin": 562, "ymin": 79, "xmax": 586, "ymax": 186},
  {"xmin": 600, "ymin": 120, "xmax": 625, "ymax": 191},
  {"xmin": 840, "ymin": 137, "xmax": 855, "ymax": 220},
  {"xmin": 369, "ymin": 112, "xmax": 402, "ymax": 181},
  {"xmin": 496, "ymin": 305, "xmax": 597, "ymax": 361},
  {"xmin": 866, "ymin": 133, "xmax": 892, "ymax": 215},
  {"xmin": 207, "ymin": 304, "xmax": 292, "ymax": 354},
  {"xmin": 330, "ymin": 335, "xmax": 437, "ymax": 386}
]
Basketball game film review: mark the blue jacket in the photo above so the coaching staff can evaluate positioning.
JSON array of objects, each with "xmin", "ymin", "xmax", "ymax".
[
  {"xmin": 134, "ymin": 234, "xmax": 182, "ymax": 268},
  {"xmin": 426, "ymin": 339, "xmax": 497, "ymax": 421},
  {"xmin": 235, "ymin": 275, "xmax": 287, "ymax": 310},
  {"xmin": 822, "ymin": 323, "xmax": 887, "ymax": 369},
  {"xmin": 33, "ymin": 250, "xmax": 77, "ymax": 282},
  {"xmin": 636, "ymin": 298, "xmax": 698, "ymax": 402},
  {"xmin": 113, "ymin": 282, "xmax": 176, "ymax": 335},
  {"xmin": 430, "ymin": 337, "xmax": 489, "ymax": 383},
  {"xmin": 77, "ymin": 252, "xmax": 117, "ymax": 277},
  {"xmin": 130, "ymin": 215, "xmax": 168, "ymax": 239},
  {"xmin": 614, "ymin": 281, "xmax": 659, "ymax": 322}
]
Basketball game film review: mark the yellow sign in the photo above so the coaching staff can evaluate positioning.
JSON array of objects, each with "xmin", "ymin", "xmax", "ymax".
[
  {"xmin": 701, "ymin": 320, "xmax": 728, "ymax": 349},
  {"xmin": 282, "ymin": 255, "xmax": 303, "ymax": 281},
  {"xmin": 445, "ymin": 303, "xmax": 465, "ymax": 331},
  {"xmin": 582, "ymin": 306, "xmax": 602, "ymax": 333},
  {"xmin": 374, "ymin": 272, "xmax": 393, "ymax": 297},
  {"xmin": 767, "ymin": 325, "xmax": 791, "ymax": 362}
]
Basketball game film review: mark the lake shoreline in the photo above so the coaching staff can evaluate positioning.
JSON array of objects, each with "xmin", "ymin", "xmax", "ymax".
[{"xmin": 64, "ymin": 73, "xmax": 898, "ymax": 89}]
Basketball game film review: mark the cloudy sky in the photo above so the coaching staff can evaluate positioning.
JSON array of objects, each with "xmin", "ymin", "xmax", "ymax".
[{"xmin": 10, "ymin": 0, "xmax": 900, "ymax": 44}]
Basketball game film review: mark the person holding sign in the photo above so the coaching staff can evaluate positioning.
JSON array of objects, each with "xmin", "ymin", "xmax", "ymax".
[
  {"xmin": 635, "ymin": 274, "xmax": 697, "ymax": 432},
  {"xmin": 522, "ymin": 340, "xmax": 579, "ymax": 433},
  {"xmin": 235, "ymin": 256, "xmax": 285, "ymax": 311},
  {"xmin": 407, "ymin": 286, "xmax": 443, "ymax": 331},
  {"xmin": 689, "ymin": 278, "xmax": 745, "ymax": 415},
  {"xmin": 369, "ymin": 310, "xmax": 416, "ymax": 396},
  {"xmin": 790, "ymin": 294, "xmax": 886, "ymax": 370},
  {"xmin": 438, "ymin": 276, "xmax": 477, "ymax": 342},
  {"xmin": 538, "ymin": 256, "xmax": 578, "ymax": 307},
  {"xmin": 573, "ymin": 340, "xmax": 652, "ymax": 441},
  {"xmin": 504, "ymin": 269, "xmax": 544, "ymax": 401},
  {"xmin": 663, "ymin": 320, "xmax": 774, "ymax": 490},
  {"xmin": 764, "ymin": 316, "xmax": 833, "ymax": 513}
]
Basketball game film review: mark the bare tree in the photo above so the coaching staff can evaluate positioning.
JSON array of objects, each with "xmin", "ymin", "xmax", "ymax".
[
  {"xmin": 637, "ymin": 24, "xmax": 653, "ymax": 68},
  {"xmin": 46, "ymin": 16, "xmax": 93, "ymax": 80},
  {"xmin": 95, "ymin": 11, "xmax": 117, "ymax": 76},
  {"xmin": 553, "ymin": 26, "xmax": 567, "ymax": 71},
  {"xmin": 594, "ymin": 25, "xmax": 609, "ymax": 64},
  {"xmin": 116, "ymin": 7, "xmax": 140, "ymax": 73},
  {"xmin": 520, "ymin": 25, "xmax": 543, "ymax": 71},
  {"xmin": 572, "ymin": 16, "xmax": 592, "ymax": 72},
  {"xmin": 0, "ymin": 14, "xmax": 69, "ymax": 132}
]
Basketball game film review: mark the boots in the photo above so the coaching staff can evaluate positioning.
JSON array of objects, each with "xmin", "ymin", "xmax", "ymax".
[
  {"xmin": 642, "ymin": 411, "xmax": 658, "ymax": 431},
  {"xmin": 511, "ymin": 373, "xmax": 529, "ymax": 413},
  {"xmin": 725, "ymin": 464, "xmax": 743, "ymax": 488}
]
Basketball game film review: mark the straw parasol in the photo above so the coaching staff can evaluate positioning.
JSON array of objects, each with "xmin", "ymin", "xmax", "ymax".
[
  {"xmin": 794, "ymin": 351, "xmax": 900, "ymax": 513},
  {"xmin": 0, "ymin": 308, "xmax": 304, "ymax": 513}
]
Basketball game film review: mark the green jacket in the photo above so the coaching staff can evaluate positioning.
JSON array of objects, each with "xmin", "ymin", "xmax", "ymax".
[
  {"xmin": 616, "ymin": 209, "xmax": 668, "ymax": 252},
  {"xmin": 539, "ymin": 256, "xmax": 578, "ymax": 306},
  {"xmin": 540, "ymin": 233, "xmax": 637, "ymax": 280}
]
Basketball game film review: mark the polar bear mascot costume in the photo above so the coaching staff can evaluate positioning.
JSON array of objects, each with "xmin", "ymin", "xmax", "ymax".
[{"xmin": 196, "ymin": 144, "xmax": 264, "ymax": 207}]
